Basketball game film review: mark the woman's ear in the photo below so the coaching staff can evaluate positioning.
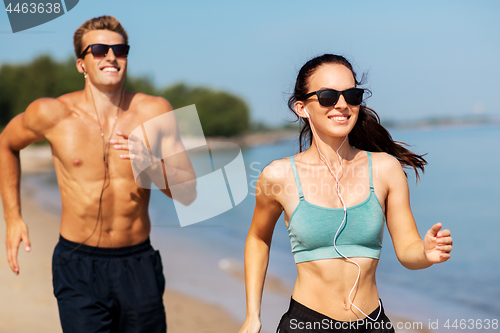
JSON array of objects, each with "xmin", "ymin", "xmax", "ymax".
[{"xmin": 294, "ymin": 101, "xmax": 309, "ymax": 119}]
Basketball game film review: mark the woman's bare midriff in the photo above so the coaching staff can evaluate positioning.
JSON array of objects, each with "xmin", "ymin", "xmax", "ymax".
[{"xmin": 292, "ymin": 257, "xmax": 380, "ymax": 321}]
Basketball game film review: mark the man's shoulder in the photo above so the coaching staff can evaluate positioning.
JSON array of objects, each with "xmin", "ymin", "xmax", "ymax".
[
  {"xmin": 25, "ymin": 96, "xmax": 69, "ymax": 122},
  {"xmin": 128, "ymin": 92, "xmax": 173, "ymax": 117},
  {"xmin": 27, "ymin": 96, "xmax": 64, "ymax": 111},
  {"xmin": 23, "ymin": 92, "xmax": 81, "ymax": 131},
  {"xmin": 28, "ymin": 91, "xmax": 81, "ymax": 114}
]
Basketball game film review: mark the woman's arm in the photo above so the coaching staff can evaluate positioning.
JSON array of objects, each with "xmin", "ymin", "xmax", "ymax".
[
  {"xmin": 239, "ymin": 164, "xmax": 284, "ymax": 333},
  {"xmin": 382, "ymin": 154, "xmax": 452, "ymax": 270}
]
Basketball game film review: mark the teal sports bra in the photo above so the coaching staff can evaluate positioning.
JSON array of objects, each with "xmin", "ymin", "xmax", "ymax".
[{"xmin": 287, "ymin": 151, "xmax": 385, "ymax": 263}]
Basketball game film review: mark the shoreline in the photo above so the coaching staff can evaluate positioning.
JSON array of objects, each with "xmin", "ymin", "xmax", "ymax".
[
  {"xmin": 19, "ymin": 122, "xmax": 500, "ymax": 166},
  {"xmin": 208, "ymin": 129, "xmax": 297, "ymax": 149},
  {"xmin": 17, "ymin": 130, "xmax": 298, "ymax": 175}
]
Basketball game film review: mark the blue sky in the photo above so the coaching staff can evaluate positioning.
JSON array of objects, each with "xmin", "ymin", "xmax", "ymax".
[{"xmin": 1, "ymin": 0, "xmax": 499, "ymax": 126}]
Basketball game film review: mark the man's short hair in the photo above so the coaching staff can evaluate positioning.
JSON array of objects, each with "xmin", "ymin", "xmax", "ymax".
[{"xmin": 73, "ymin": 15, "xmax": 128, "ymax": 58}]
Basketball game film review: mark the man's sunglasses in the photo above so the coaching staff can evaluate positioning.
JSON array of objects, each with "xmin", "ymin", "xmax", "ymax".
[
  {"xmin": 79, "ymin": 44, "xmax": 130, "ymax": 59},
  {"xmin": 303, "ymin": 88, "xmax": 365, "ymax": 107}
]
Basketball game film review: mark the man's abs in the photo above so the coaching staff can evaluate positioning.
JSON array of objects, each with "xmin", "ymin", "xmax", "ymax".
[{"xmin": 58, "ymin": 175, "xmax": 152, "ymax": 247}]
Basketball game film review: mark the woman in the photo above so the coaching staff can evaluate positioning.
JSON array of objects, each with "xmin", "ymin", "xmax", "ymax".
[{"xmin": 239, "ymin": 54, "xmax": 453, "ymax": 333}]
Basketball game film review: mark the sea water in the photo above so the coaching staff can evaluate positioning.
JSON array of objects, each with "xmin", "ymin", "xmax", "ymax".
[{"xmin": 25, "ymin": 125, "xmax": 500, "ymax": 332}]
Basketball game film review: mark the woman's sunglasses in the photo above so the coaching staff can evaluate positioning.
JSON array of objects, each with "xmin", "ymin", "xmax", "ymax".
[
  {"xmin": 303, "ymin": 88, "xmax": 365, "ymax": 107},
  {"xmin": 79, "ymin": 44, "xmax": 130, "ymax": 59}
]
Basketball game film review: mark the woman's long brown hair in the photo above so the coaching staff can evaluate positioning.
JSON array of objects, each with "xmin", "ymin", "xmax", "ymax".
[{"xmin": 288, "ymin": 54, "xmax": 427, "ymax": 180}]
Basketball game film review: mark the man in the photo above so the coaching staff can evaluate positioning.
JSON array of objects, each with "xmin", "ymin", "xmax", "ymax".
[{"xmin": 0, "ymin": 15, "xmax": 195, "ymax": 333}]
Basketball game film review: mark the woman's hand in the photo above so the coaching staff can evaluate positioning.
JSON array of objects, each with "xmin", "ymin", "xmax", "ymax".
[
  {"xmin": 238, "ymin": 316, "xmax": 261, "ymax": 333},
  {"xmin": 424, "ymin": 223, "xmax": 453, "ymax": 263}
]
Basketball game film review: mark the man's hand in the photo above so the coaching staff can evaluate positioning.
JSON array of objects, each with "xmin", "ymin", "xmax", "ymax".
[
  {"xmin": 6, "ymin": 219, "xmax": 31, "ymax": 275},
  {"xmin": 112, "ymin": 129, "xmax": 197, "ymax": 205},
  {"xmin": 111, "ymin": 130, "xmax": 161, "ymax": 189},
  {"xmin": 111, "ymin": 130, "xmax": 150, "ymax": 163}
]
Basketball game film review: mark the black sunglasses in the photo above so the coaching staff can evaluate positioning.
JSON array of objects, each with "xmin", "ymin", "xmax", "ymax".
[
  {"xmin": 79, "ymin": 44, "xmax": 130, "ymax": 59},
  {"xmin": 303, "ymin": 88, "xmax": 365, "ymax": 107}
]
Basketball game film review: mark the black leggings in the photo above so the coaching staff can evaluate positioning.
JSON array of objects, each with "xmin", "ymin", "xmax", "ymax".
[{"xmin": 277, "ymin": 298, "xmax": 395, "ymax": 333}]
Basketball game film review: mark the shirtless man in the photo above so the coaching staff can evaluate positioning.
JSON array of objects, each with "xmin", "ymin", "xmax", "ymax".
[{"xmin": 0, "ymin": 15, "xmax": 195, "ymax": 332}]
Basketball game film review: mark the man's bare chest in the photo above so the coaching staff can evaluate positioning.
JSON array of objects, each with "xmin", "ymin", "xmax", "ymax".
[{"xmin": 45, "ymin": 111, "xmax": 142, "ymax": 180}]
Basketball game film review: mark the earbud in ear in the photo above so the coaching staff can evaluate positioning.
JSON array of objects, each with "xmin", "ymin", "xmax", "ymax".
[{"xmin": 303, "ymin": 108, "xmax": 310, "ymax": 118}]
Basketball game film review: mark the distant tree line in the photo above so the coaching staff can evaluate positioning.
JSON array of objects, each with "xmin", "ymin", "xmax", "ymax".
[{"xmin": 0, "ymin": 55, "xmax": 250, "ymax": 137}]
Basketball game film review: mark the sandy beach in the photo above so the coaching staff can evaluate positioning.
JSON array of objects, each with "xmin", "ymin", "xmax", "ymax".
[
  {"xmin": 0, "ymin": 145, "xmax": 432, "ymax": 333},
  {"xmin": 0, "ymin": 145, "xmax": 242, "ymax": 333}
]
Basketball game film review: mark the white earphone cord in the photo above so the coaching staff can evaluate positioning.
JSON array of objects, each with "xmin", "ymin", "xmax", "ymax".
[{"xmin": 306, "ymin": 109, "xmax": 381, "ymax": 322}]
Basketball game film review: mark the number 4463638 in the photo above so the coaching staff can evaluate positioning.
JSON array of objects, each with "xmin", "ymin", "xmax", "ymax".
[
  {"xmin": 5, "ymin": 2, "xmax": 61, "ymax": 14},
  {"xmin": 444, "ymin": 319, "xmax": 498, "ymax": 330}
]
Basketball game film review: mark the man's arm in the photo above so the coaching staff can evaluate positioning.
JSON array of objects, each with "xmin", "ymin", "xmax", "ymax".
[
  {"xmin": 0, "ymin": 99, "xmax": 57, "ymax": 274},
  {"xmin": 155, "ymin": 107, "xmax": 197, "ymax": 204},
  {"xmin": 113, "ymin": 96, "xmax": 197, "ymax": 205}
]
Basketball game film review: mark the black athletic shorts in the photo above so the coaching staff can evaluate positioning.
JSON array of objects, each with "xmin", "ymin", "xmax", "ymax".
[
  {"xmin": 277, "ymin": 298, "xmax": 395, "ymax": 333},
  {"xmin": 52, "ymin": 235, "xmax": 167, "ymax": 333}
]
